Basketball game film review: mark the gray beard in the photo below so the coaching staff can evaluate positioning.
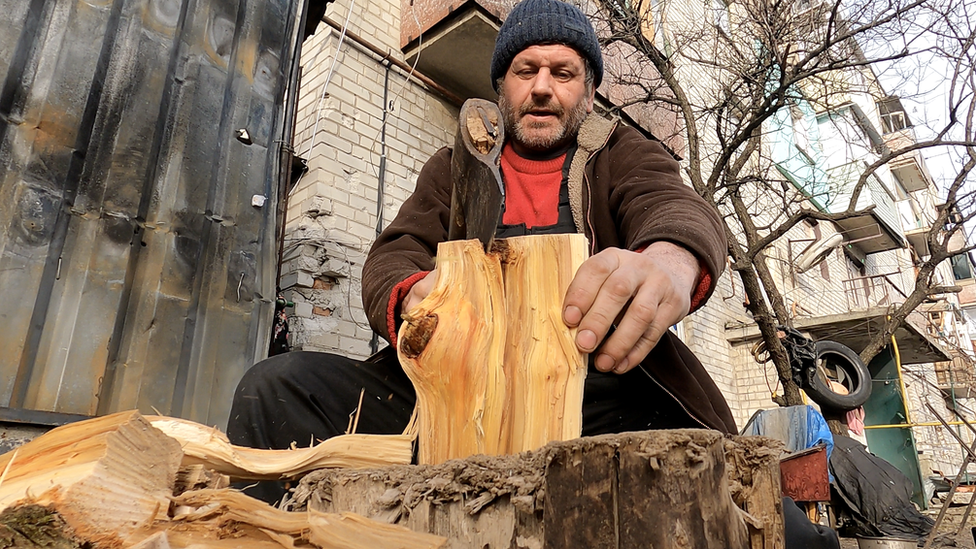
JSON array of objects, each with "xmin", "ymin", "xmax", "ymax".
[{"xmin": 499, "ymin": 94, "xmax": 589, "ymax": 151}]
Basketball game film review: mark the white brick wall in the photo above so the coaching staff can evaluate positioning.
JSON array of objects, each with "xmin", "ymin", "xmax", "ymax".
[{"xmin": 283, "ymin": 0, "xmax": 456, "ymax": 357}]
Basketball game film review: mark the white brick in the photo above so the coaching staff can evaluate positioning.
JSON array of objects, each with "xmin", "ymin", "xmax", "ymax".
[{"xmin": 294, "ymin": 302, "xmax": 314, "ymax": 318}]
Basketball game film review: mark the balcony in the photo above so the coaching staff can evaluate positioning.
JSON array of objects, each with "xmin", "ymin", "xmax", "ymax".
[
  {"xmin": 877, "ymin": 97, "xmax": 934, "ymax": 193},
  {"xmin": 400, "ymin": 0, "xmax": 502, "ymax": 101},
  {"xmin": 398, "ymin": 0, "xmax": 685, "ymax": 150},
  {"xmin": 904, "ymin": 225, "xmax": 932, "ymax": 257},
  {"xmin": 902, "ymin": 206, "xmax": 967, "ymax": 259},
  {"xmin": 842, "ymin": 273, "xmax": 908, "ymax": 310},
  {"xmin": 825, "ymin": 161, "xmax": 907, "ymax": 255},
  {"xmin": 934, "ymin": 352, "xmax": 976, "ymax": 401},
  {"xmin": 883, "ymin": 128, "xmax": 934, "ymax": 193},
  {"xmin": 726, "ymin": 306, "xmax": 951, "ymax": 365}
]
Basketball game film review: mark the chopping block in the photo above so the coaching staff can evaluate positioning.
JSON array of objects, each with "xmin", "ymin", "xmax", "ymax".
[{"xmin": 294, "ymin": 429, "xmax": 786, "ymax": 549}]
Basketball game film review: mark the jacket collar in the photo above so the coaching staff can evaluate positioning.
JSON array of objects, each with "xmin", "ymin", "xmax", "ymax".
[
  {"xmin": 577, "ymin": 112, "xmax": 617, "ymax": 152},
  {"xmin": 566, "ymin": 113, "xmax": 618, "ymax": 245}
]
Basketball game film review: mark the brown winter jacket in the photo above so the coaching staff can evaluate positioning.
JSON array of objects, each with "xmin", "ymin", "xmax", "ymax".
[{"xmin": 361, "ymin": 113, "xmax": 736, "ymax": 433}]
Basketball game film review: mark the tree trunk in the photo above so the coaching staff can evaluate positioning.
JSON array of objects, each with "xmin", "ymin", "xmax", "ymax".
[
  {"xmin": 398, "ymin": 235, "xmax": 589, "ymax": 464},
  {"xmin": 295, "ymin": 430, "xmax": 786, "ymax": 549}
]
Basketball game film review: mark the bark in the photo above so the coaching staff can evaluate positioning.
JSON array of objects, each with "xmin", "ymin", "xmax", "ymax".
[
  {"xmin": 296, "ymin": 430, "xmax": 786, "ymax": 549},
  {"xmin": 0, "ymin": 505, "xmax": 84, "ymax": 549}
]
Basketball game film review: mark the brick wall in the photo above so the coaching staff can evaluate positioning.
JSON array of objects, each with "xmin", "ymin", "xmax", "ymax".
[{"xmin": 283, "ymin": 0, "xmax": 457, "ymax": 357}]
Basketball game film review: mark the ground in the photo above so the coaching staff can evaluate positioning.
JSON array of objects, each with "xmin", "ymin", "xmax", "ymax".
[{"xmin": 837, "ymin": 501, "xmax": 976, "ymax": 549}]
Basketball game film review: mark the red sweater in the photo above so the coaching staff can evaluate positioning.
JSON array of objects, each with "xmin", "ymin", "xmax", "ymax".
[{"xmin": 500, "ymin": 144, "xmax": 564, "ymax": 228}]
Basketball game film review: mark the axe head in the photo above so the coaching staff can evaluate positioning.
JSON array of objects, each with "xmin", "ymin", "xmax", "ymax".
[{"xmin": 449, "ymin": 99, "xmax": 506, "ymax": 250}]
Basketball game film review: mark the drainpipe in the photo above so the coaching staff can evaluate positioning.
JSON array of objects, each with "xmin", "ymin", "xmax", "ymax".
[
  {"xmin": 369, "ymin": 61, "xmax": 392, "ymax": 355},
  {"xmin": 891, "ymin": 334, "xmax": 912, "ymax": 424},
  {"xmin": 276, "ymin": 0, "xmax": 311, "ymax": 291}
]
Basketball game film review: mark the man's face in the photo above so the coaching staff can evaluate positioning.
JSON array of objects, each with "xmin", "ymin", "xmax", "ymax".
[{"xmin": 498, "ymin": 44, "xmax": 595, "ymax": 153}]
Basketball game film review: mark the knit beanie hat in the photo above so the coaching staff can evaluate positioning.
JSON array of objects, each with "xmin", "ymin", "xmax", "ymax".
[{"xmin": 490, "ymin": 0, "xmax": 603, "ymax": 92}]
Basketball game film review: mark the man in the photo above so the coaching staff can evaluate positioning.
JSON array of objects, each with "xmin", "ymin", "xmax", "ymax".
[{"xmin": 227, "ymin": 0, "xmax": 735, "ymax": 504}]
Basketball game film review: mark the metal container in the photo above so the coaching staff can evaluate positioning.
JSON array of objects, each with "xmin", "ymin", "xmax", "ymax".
[
  {"xmin": 0, "ymin": 0, "xmax": 305, "ymax": 428},
  {"xmin": 780, "ymin": 444, "xmax": 831, "ymax": 502},
  {"xmin": 856, "ymin": 536, "xmax": 918, "ymax": 549}
]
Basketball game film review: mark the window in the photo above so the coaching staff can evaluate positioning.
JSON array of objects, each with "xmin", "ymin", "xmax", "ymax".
[
  {"xmin": 880, "ymin": 111, "xmax": 908, "ymax": 134},
  {"xmin": 792, "ymin": 0, "xmax": 817, "ymax": 15},
  {"xmin": 645, "ymin": 0, "xmax": 665, "ymax": 47},
  {"xmin": 790, "ymin": 101, "xmax": 814, "ymax": 158},
  {"xmin": 951, "ymin": 254, "xmax": 974, "ymax": 281}
]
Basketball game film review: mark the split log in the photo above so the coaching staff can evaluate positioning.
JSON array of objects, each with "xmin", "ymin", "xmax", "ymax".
[
  {"xmin": 162, "ymin": 489, "xmax": 447, "ymax": 549},
  {"xmin": 497, "ymin": 235, "xmax": 588, "ymax": 452},
  {"xmin": 0, "ymin": 413, "xmax": 441, "ymax": 549},
  {"xmin": 398, "ymin": 238, "xmax": 508, "ymax": 464},
  {"xmin": 0, "ymin": 411, "xmax": 181, "ymax": 546},
  {"xmin": 295, "ymin": 430, "xmax": 785, "ymax": 549},
  {"xmin": 147, "ymin": 416, "xmax": 412, "ymax": 479},
  {"xmin": 398, "ymin": 235, "xmax": 588, "ymax": 464}
]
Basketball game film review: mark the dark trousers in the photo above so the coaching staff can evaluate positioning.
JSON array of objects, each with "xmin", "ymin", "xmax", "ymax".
[
  {"xmin": 783, "ymin": 497, "xmax": 841, "ymax": 549},
  {"xmin": 226, "ymin": 346, "xmax": 703, "ymax": 503}
]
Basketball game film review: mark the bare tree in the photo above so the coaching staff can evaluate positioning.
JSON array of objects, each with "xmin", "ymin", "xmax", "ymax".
[{"xmin": 591, "ymin": 0, "xmax": 976, "ymax": 405}]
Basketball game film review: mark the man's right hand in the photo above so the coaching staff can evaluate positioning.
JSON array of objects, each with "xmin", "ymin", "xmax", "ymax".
[{"xmin": 402, "ymin": 269, "xmax": 438, "ymax": 314}]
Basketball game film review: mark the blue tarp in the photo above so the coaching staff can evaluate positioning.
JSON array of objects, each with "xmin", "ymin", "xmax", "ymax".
[{"xmin": 745, "ymin": 405, "xmax": 835, "ymax": 465}]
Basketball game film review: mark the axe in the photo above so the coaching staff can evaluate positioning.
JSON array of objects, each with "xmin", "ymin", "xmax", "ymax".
[{"xmin": 449, "ymin": 99, "xmax": 506, "ymax": 250}]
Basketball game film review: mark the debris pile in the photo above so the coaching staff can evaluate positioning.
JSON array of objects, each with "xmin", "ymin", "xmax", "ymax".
[{"xmin": 0, "ymin": 411, "xmax": 442, "ymax": 549}]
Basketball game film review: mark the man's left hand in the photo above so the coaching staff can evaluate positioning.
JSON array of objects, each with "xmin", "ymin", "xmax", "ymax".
[{"xmin": 562, "ymin": 241, "xmax": 700, "ymax": 374}]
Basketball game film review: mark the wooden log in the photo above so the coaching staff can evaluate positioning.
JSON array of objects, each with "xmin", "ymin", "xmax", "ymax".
[
  {"xmin": 0, "ymin": 412, "xmax": 431, "ymax": 549},
  {"xmin": 398, "ymin": 235, "xmax": 588, "ymax": 464},
  {"xmin": 0, "ymin": 411, "xmax": 182, "ymax": 546},
  {"xmin": 294, "ymin": 430, "xmax": 785, "ymax": 549}
]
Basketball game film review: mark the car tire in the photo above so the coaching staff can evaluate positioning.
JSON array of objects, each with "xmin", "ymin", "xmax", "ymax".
[{"xmin": 803, "ymin": 340, "xmax": 872, "ymax": 411}]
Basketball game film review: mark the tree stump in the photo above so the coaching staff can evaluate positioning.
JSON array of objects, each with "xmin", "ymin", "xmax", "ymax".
[
  {"xmin": 398, "ymin": 235, "xmax": 589, "ymax": 464},
  {"xmin": 294, "ymin": 430, "xmax": 786, "ymax": 549}
]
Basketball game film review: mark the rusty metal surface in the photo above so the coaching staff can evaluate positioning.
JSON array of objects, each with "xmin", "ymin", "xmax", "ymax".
[
  {"xmin": 0, "ymin": 0, "xmax": 302, "ymax": 428},
  {"xmin": 780, "ymin": 445, "xmax": 831, "ymax": 502}
]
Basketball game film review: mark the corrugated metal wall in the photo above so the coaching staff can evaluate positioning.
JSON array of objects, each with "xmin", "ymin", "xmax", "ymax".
[{"xmin": 0, "ymin": 0, "xmax": 301, "ymax": 428}]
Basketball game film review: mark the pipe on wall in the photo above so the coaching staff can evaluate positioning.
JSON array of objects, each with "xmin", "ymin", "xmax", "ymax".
[{"xmin": 320, "ymin": 15, "xmax": 463, "ymax": 107}]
